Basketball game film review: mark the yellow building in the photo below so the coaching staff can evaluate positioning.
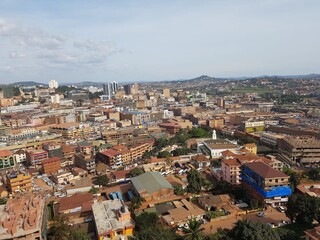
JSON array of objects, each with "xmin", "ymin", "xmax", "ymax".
[
  {"xmin": 243, "ymin": 143, "xmax": 257, "ymax": 155},
  {"xmin": 6, "ymin": 173, "xmax": 32, "ymax": 193},
  {"xmin": 93, "ymin": 199, "xmax": 134, "ymax": 240}
]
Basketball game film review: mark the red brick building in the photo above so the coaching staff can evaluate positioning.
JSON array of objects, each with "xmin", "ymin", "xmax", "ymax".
[{"xmin": 41, "ymin": 157, "xmax": 61, "ymax": 174}]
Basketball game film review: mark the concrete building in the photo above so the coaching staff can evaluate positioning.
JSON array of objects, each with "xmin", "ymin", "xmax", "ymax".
[
  {"xmin": 260, "ymin": 132, "xmax": 285, "ymax": 147},
  {"xmin": 197, "ymin": 131, "xmax": 239, "ymax": 158},
  {"xmin": 48, "ymin": 79, "xmax": 58, "ymax": 89},
  {"xmin": 241, "ymin": 161, "xmax": 292, "ymax": 204},
  {"xmin": 278, "ymin": 136, "xmax": 320, "ymax": 166},
  {"xmin": 41, "ymin": 157, "xmax": 61, "ymax": 174},
  {"xmin": 162, "ymin": 88, "xmax": 170, "ymax": 98},
  {"xmin": 0, "ymin": 150, "xmax": 16, "ymax": 171},
  {"xmin": 131, "ymin": 172, "xmax": 174, "ymax": 201},
  {"xmin": 26, "ymin": 149, "xmax": 48, "ymax": 166},
  {"xmin": 6, "ymin": 172, "xmax": 32, "ymax": 194},
  {"xmin": 92, "ymin": 199, "xmax": 134, "ymax": 240},
  {"xmin": 0, "ymin": 194, "xmax": 45, "ymax": 240},
  {"xmin": 74, "ymin": 153, "xmax": 96, "ymax": 174}
]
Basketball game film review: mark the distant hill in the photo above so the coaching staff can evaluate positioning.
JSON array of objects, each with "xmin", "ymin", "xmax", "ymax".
[{"xmin": 12, "ymin": 81, "xmax": 46, "ymax": 86}]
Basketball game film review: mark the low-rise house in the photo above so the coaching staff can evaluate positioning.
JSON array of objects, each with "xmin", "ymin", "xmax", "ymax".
[
  {"xmin": 58, "ymin": 193, "xmax": 94, "ymax": 224},
  {"xmin": 198, "ymin": 194, "xmax": 237, "ymax": 214},
  {"xmin": 162, "ymin": 199, "xmax": 205, "ymax": 226},
  {"xmin": 131, "ymin": 172, "xmax": 174, "ymax": 201}
]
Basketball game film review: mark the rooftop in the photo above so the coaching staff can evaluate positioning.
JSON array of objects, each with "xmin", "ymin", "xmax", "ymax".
[
  {"xmin": 244, "ymin": 162, "xmax": 288, "ymax": 179},
  {"xmin": 0, "ymin": 150, "xmax": 13, "ymax": 157},
  {"xmin": 0, "ymin": 194, "xmax": 44, "ymax": 240},
  {"xmin": 58, "ymin": 193, "xmax": 93, "ymax": 212},
  {"xmin": 131, "ymin": 172, "xmax": 173, "ymax": 195},
  {"xmin": 92, "ymin": 199, "xmax": 134, "ymax": 236}
]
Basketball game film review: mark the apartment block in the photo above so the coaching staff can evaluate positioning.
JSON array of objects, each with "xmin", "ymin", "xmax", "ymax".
[
  {"xmin": 0, "ymin": 150, "xmax": 16, "ymax": 171},
  {"xmin": 74, "ymin": 153, "xmax": 96, "ymax": 174},
  {"xmin": 41, "ymin": 157, "xmax": 61, "ymax": 174},
  {"xmin": 278, "ymin": 136, "xmax": 320, "ymax": 167},
  {"xmin": 26, "ymin": 149, "xmax": 48, "ymax": 166},
  {"xmin": 6, "ymin": 172, "xmax": 32, "ymax": 194},
  {"xmin": 241, "ymin": 162, "xmax": 292, "ymax": 204}
]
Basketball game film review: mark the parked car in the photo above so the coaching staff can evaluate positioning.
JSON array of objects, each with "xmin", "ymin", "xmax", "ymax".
[
  {"xmin": 277, "ymin": 206, "xmax": 286, "ymax": 213},
  {"xmin": 257, "ymin": 212, "xmax": 266, "ymax": 217}
]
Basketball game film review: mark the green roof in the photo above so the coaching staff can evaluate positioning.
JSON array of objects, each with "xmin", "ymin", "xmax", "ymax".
[{"xmin": 131, "ymin": 172, "xmax": 173, "ymax": 194}]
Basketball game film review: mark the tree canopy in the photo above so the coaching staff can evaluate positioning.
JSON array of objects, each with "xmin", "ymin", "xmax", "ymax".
[
  {"xmin": 127, "ymin": 168, "xmax": 144, "ymax": 178},
  {"xmin": 96, "ymin": 175, "xmax": 109, "ymax": 187},
  {"xmin": 286, "ymin": 193, "xmax": 320, "ymax": 224}
]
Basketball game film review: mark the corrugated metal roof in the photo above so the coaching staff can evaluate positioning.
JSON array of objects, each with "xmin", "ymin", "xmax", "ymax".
[{"xmin": 131, "ymin": 172, "xmax": 173, "ymax": 194}]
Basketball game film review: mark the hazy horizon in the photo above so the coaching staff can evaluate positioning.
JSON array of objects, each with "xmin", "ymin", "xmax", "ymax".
[{"xmin": 0, "ymin": 0, "xmax": 319, "ymax": 84}]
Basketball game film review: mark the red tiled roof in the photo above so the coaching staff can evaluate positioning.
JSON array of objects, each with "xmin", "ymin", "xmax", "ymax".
[
  {"xmin": 59, "ymin": 193, "xmax": 93, "ymax": 212},
  {"xmin": 0, "ymin": 150, "xmax": 13, "ymax": 157},
  {"xmin": 244, "ymin": 162, "xmax": 288, "ymax": 179},
  {"xmin": 100, "ymin": 149, "xmax": 120, "ymax": 158}
]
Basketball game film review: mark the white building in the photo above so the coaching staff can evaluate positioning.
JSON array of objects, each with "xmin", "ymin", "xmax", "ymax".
[
  {"xmin": 14, "ymin": 149, "xmax": 26, "ymax": 164},
  {"xmin": 197, "ymin": 130, "xmax": 239, "ymax": 158},
  {"xmin": 50, "ymin": 94, "xmax": 60, "ymax": 104},
  {"xmin": 49, "ymin": 80, "xmax": 59, "ymax": 89}
]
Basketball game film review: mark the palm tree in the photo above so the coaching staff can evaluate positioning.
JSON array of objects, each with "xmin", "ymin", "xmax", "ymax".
[{"xmin": 183, "ymin": 218, "xmax": 205, "ymax": 240}]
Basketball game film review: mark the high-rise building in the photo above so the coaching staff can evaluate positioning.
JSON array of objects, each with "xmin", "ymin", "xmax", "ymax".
[
  {"xmin": 103, "ymin": 83, "xmax": 112, "ymax": 98},
  {"xmin": 49, "ymin": 80, "xmax": 59, "ymax": 89},
  {"xmin": 112, "ymin": 81, "xmax": 118, "ymax": 93},
  {"xmin": 123, "ymin": 84, "xmax": 131, "ymax": 95}
]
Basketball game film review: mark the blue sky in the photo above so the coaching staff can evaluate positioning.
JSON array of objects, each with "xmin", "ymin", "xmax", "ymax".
[{"xmin": 0, "ymin": 0, "xmax": 319, "ymax": 84}]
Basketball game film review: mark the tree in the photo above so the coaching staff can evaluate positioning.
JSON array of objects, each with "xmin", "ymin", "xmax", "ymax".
[
  {"xmin": 70, "ymin": 230, "xmax": 89, "ymax": 240},
  {"xmin": 89, "ymin": 187, "xmax": 99, "ymax": 194},
  {"xmin": 183, "ymin": 218, "xmax": 205, "ymax": 240},
  {"xmin": 187, "ymin": 169, "xmax": 206, "ymax": 193},
  {"xmin": 285, "ymin": 193, "xmax": 320, "ymax": 224},
  {"xmin": 127, "ymin": 168, "xmax": 144, "ymax": 178},
  {"xmin": 47, "ymin": 215, "xmax": 71, "ymax": 240},
  {"xmin": 283, "ymin": 168, "xmax": 300, "ymax": 190},
  {"xmin": 189, "ymin": 127, "xmax": 210, "ymax": 138},
  {"xmin": 129, "ymin": 196, "xmax": 145, "ymax": 212},
  {"xmin": 157, "ymin": 151, "xmax": 172, "ymax": 158},
  {"xmin": 174, "ymin": 185, "xmax": 186, "ymax": 196},
  {"xmin": 133, "ymin": 212, "xmax": 181, "ymax": 240},
  {"xmin": 96, "ymin": 175, "xmax": 109, "ymax": 187},
  {"xmin": 0, "ymin": 198, "xmax": 7, "ymax": 205},
  {"xmin": 249, "ymin": 199, "xmax": 259, "ymax": 210},
  {"xmin": 228, "ymin": 220, "xmax": 281, "ymax": 240},
  {"xmin": 307, "ymin": 168, "xmax": 320, "ymax": 181}
]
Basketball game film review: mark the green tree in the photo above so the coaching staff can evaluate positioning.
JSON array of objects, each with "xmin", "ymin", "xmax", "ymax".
[
  {"xmin": 47, "ymin": 215, "xmax": 71, "ymax": 240},
  {"xmin": 0, "ymin": 198, "xmax": 7, "ymax": 205},
  {"xmin": 286, "ymin": 193, "xmax": 320, "ymax": 224},
  {"xmin": 307, "ymin": 168, "xmax": 320, "ymax": 180},
  {"xmin": 96, "ymin": 175, "xmax": 109, "ymax": 187},
  {"xmin": 187, "ymin": 169, "xmax": 205, "ymax": 193},
  {"xmin": 249, "ymin": 199, "xmax": 259, "ymax": 210},
  {"xmin": 89, "ymin": 187, "xmax": 99, "ymax": 194},
  {"xmin": 133, "ymin": 212, "xmax": 181, "ymax": 240},
  {"xmin": 189, "ymin": 128, "xmax": 210, "ymax": 138},
  {"xmin": 174, "ymin": 185, "xmax": 186, "ymax": 196},
  {"xmin": 129, "ymin": 196, "xmax": 145, "ymax": 212},
  {"xmin": 275, "ymin": 228, "xmax": 300, "ymax": 240},
  {"xmin": 157, "ymin": 151, "xmax": 172, "ymax": 158},
  {"xmin": 228, "ymin": 220, "xmax": 281, "ymax": 240},
  {"xmin": 183, "ymin": 218, "xmax": 205, "ymax": 240},
  {"xmin": 70, "ymin": 230, "xmax": 89, "ymax": 240},
  {"xmin": 127, "ymin": 168, "xmax": 144, "ymax": 178},
  {"xmin": 283, "ymin": 167, "xmax": 300, "ymax": 190}
]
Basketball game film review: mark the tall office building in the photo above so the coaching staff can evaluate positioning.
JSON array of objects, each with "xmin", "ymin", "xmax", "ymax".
[
  {"xmin": 111, "ymin": 81, "xmax": 118, "ymax": 94},
  {"xmin": 103, "ymin": 83, "xmax": 112, "ymax": 98},
  {"xmin": 49, "ymin": 80, "xmax": 59, "ymax": 89},
  {"xmin": 123, "ymin": 84, "xmax": 132, "ymax": 95}
]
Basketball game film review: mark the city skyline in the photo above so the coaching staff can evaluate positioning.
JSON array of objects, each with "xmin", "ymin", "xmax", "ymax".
[{"xmin": 0, "ymin": 0, "xmax": 320, "ymax": 84}]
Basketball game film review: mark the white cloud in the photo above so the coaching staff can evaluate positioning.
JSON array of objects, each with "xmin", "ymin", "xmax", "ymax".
[
  {"xmin": 10, "ymin": 51, "xmax": 25, "ymax": 58},
  {"xmin": 0, "ymin": 65, "xmax": 15, "ymax": 73}
]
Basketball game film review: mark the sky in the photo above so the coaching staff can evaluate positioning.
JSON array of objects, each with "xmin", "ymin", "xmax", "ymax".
[{"xmin": 0, "ymin": 0, "xmax": 319, "ymax": 84}]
